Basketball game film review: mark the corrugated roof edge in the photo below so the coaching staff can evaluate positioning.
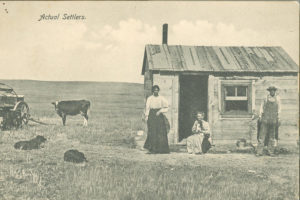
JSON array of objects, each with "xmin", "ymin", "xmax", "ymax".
[
  {"xmin": 145, "ymin": 44, "xmax": 285, "ymax": 48},
  {"xmin": 142, "ymin": 44, "xmax": 299, "ymax": 74}
]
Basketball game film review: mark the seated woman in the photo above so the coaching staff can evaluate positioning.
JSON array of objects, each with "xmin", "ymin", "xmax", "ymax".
[{"xmin": 187, "ymin": 112, "xmax": 212, "ymax": 154}]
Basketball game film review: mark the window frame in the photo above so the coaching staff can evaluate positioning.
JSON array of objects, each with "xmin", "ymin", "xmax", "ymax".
[{"xmin": 220, "ymin": 80, "xmax": 253, "ymax": 118}]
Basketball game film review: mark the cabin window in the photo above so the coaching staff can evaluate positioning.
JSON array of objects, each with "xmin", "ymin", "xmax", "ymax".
[{"xmin": 221, "ymin": 81, "xmax": 252, "ymax": 117}]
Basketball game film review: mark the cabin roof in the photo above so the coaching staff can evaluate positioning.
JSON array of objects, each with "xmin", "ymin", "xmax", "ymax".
[{"xmin": 142, "ymin": 45, "xmax": 298, "ymax": 74}]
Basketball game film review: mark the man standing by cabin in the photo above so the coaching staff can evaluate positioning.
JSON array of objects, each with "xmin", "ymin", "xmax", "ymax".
[{"xmin": 257, "ymin": 86, "xmax": 281, "ymax": 156}]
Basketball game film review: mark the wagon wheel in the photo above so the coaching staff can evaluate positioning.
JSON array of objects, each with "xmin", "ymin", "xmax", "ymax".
[{"xmin": 13, "ymin": 101, "xmax": 30, "ymax": 126}]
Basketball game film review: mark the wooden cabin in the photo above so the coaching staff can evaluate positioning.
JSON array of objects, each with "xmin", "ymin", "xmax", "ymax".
[{"xmin": 141, "ymin": 24, "xmax": 299, "ymax": 144}]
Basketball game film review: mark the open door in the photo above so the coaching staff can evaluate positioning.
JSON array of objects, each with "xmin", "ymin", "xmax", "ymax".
[{"xmin": 178, "ymin": 75, "xmax": 208, "ymax": 141}]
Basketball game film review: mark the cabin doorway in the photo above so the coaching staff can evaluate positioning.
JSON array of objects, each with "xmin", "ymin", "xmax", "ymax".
[{"xmin": 179, "ymin": 75, "xmax": 208, "ymax": 141}]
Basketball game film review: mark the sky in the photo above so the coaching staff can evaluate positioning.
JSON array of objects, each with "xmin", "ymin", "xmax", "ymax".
[{"xmin": 0, "ymin": 1, "xmax": 299, "ymax": 83}]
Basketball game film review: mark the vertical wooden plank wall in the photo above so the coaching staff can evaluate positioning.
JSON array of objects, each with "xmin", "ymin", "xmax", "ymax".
[
  {"xmin": 153, "ymin": 73, "xmax": 179, "ymax": 144},
  {"xmin": 143, "ymin": 62, "xmax": 152, "ymax": 136},
  {"xmin": 143, "ymin": 61, "xmax": 152, "ymax": 101},
  {"xmin": 172, "ymin": 75, "xmax": 179, "ymax": 143},
  {"xmin": 211, "ymin": 77, "xmax": 252, "ymax": 143},
  {"xmin": 148, "ymin": 72, "xmax": 298, "ymax": 144},
  {"xmin": 207, "ymin": 75, "xmax": 215, "ymax": 141},
  {"xmin": 211, "ymin": 75, "xmax": 298, "ymax": 144}
]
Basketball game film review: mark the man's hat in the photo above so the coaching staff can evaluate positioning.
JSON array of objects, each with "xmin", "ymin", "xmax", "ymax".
[{"xmin": 267, "ymin": 86, "xmax": 277, "ymax": 91}]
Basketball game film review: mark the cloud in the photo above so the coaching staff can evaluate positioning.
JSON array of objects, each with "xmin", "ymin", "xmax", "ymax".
[
  {"xmin": 0, "ymin": 18, "xmax": 298, "ymax": 83},
  {"xmin": 77, "ymin": 18, "xmax": 160, "ymax": 82},
  {"xmin": 169, "ymin": 20, "xmax": 298, "ymax": 64},
  {"xmin": 171, "ymin": 20, "xmax": 259, "ymax": 46}
]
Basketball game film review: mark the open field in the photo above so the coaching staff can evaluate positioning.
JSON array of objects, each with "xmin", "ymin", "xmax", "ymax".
[{"xmin": 0, "ymin": 80, "xmax": 299, "ymax": 200}]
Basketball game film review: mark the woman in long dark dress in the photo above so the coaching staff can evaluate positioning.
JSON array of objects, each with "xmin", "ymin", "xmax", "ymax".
[{"xmin": 144, "ymin": 85, "xmax": 170, "ymax": 154}]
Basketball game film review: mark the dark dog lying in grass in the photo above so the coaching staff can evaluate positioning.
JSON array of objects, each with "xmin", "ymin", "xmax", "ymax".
[
  {"xmin": 64, "ymin": 149, "xmax": 87, "ymax": 163},
  {"xmin": 14, "ymin": 135, "xmax": 47, "ymax": 150}
]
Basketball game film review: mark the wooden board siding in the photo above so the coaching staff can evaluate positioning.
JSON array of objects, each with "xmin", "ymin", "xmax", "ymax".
[
  {"xmin": 208, "ymin": 75, "xmax": 215, "ymax": 140},
  {"xmin": 143, "ymin": 60, "xmax": 153, "ymax": 101},
  {"xmin": 211, "ymin": 75, "xmax": 298, "ymax": 143},
  {"xmin": 143, "ymin": 60, "xmax": 152, "ymax": 136},
  {"xmin": 152, "ymin": 74, "xmax": 179, "ymax": 144}
]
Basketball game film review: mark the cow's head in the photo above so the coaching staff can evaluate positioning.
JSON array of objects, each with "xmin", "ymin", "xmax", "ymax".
[{"xmin": 51, "ymin": 101, "xmax": 58, "ymax": 111}]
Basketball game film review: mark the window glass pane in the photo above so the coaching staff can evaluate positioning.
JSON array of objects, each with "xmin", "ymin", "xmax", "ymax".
[
  {"xmin": 237, "ymin": 86, "xmax": 247, "ymax": 96},
  {"xmin": 225, "ymin": 100, "xmax": 248, "ymax": 112},
  {"xmin": 226, "ymin": 86, "xmax": 235, "ymax": 96}
]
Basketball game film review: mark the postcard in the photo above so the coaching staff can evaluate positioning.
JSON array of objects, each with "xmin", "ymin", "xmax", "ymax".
[{"xmin": 0, "ymin": 1, "xmax": 298, "ymax": 200}]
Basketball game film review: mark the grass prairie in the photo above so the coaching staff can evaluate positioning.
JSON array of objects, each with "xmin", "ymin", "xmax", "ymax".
[{"xmin": 0, "ymin": 80, "xmax": 298, "ymax": 200}]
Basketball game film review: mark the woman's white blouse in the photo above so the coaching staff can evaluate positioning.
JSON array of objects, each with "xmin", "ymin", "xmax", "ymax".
[{"xmin": 145, "ymin": 95, "xmax": 169, "ymax": 117}]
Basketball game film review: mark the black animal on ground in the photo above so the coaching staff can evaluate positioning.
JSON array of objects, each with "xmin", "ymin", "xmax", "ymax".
[
  {"xmin": 51, "ymin": 100, "xmax": 90, "ymax": 126},
  {"xmin": 201, "ymin": 134, "xmax": 212, "ymax": 153},
  {"xmin": 64, "ymin": 149, "xmax": 87, "ymax": 163},
  {"xmin": 14, "ymin": 135, "xmax": 47, "ymax": 150}
]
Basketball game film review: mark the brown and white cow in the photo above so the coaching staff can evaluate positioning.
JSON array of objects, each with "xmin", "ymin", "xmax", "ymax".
[{"xmin": 51, "ymin": 100, "xmax": 90, "ymax": 126}]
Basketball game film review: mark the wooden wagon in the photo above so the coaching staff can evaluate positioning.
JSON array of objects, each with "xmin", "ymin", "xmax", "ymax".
[{"xmin": 0, "ymin": 83, "xmax": 30, "ymax": 130}]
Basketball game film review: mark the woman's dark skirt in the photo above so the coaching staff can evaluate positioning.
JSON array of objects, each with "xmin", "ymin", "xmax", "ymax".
[{"xmin": 144, "ymin": 109, "xmax": 170, "ymax": 154}]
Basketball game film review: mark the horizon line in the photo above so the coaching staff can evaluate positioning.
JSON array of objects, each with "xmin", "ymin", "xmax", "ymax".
[{"xmin": 0, "ymin": 78, "xmax": 143, "ymax": 84}]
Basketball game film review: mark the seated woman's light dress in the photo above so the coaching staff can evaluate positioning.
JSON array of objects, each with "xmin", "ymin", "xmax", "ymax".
[{"xmin": 187, "ymin": 120, "xmax": 211, "ymax": 154}]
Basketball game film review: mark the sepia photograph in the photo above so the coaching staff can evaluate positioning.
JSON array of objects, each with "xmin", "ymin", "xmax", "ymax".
[{"xmin": 0, "ymin": 1, "xmax": 299, "ymax": 199}]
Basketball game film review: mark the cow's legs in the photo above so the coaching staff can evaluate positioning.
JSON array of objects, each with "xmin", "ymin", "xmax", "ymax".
[
  {"xmin": 62, "ymin": 114, "xmax": 67, "ymax": 126},
  {"xmin": 80, "ymin": 111, "xmax": 88, "ymax": 126},
  {"xmin": 83, "ymin": 115, "xmax": 88, "ymax": 126}
]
